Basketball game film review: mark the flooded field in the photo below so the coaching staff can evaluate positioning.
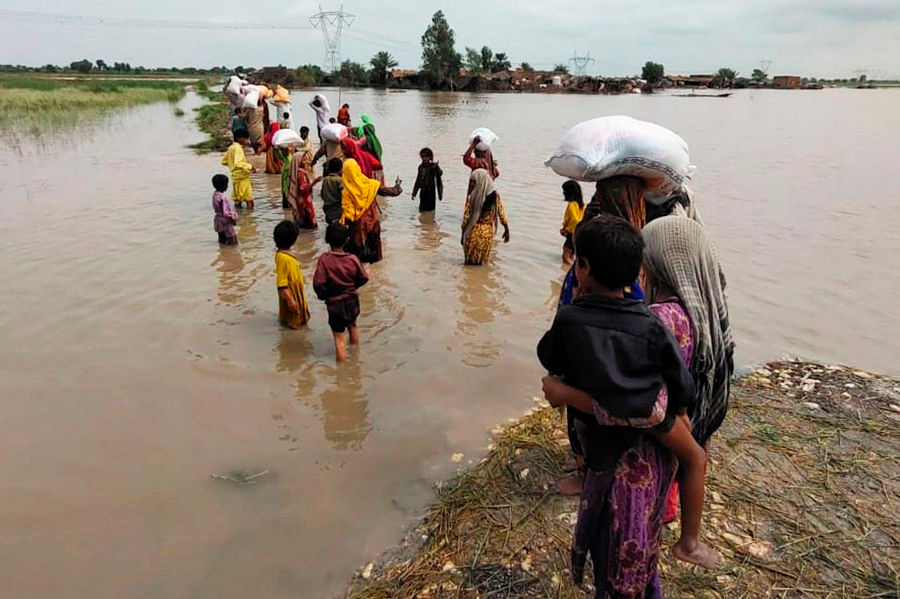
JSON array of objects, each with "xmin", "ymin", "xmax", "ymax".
[{"xmin": 1, "ymin": 87, "xmax": 898, "ymax": 598}]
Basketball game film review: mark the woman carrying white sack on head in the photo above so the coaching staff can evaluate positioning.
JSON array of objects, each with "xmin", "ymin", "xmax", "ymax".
[{"xmin": 309, "ymin": 94, "xmax": 331, "ymax": 144}]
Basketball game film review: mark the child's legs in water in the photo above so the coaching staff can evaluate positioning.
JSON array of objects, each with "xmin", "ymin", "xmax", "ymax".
[
  {"xmin": 348, "ymin": 323, "xmax": 359, "ymax": 345},
  {"xmin": 332, "ymin": 331, "xmax": 348, "ymax": 362}
]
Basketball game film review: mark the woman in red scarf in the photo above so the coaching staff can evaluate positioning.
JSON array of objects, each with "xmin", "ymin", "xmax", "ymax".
[{"xmin": 261, "ymin": 123, "xmax": 282, "ymax": 174}]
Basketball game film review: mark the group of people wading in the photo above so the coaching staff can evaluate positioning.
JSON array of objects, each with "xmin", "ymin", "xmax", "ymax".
[{"xmin": 214, "ymin": 91, "xmax": 513, "ymax": 362}]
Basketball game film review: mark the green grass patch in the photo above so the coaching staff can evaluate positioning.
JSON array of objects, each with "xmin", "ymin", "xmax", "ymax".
[{"xmin": 190, "ymin": 100, "xmax": 231, "ymax": 154}]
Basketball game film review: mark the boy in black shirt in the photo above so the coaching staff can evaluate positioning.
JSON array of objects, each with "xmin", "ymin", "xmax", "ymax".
[{"xmin": 411, "ymin": 147, "xmax": 443, "ymax": 213}]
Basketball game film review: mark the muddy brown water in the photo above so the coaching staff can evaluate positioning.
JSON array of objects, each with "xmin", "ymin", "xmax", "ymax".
[{"xmin": 1, "ymin": 87, "xmax": 898, "ymax": 598}]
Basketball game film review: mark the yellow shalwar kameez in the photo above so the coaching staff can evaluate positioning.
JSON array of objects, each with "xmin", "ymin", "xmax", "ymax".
[{"xmin": 221, "ymin": 142, "xmax": 254, "ymax": 204}]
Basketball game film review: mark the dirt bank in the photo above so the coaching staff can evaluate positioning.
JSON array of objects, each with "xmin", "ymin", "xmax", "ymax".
[{"xmin": 344, "ymin": 361, "xmax": 900, "ymax": 598}]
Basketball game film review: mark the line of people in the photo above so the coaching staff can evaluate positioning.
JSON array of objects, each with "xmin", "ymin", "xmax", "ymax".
[{"xmin": 213, "ymin": 96, "xmax": 514, "ymax": 362}]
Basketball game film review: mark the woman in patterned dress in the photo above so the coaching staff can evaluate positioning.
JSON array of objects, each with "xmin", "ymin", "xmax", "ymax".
[{"xmin": 460, "ymin": 169, "xmax": 510, "ymax": 265}]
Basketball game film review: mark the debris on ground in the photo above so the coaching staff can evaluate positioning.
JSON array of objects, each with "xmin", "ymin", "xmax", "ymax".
[{"xmin": 344, "ymin": 361, "xmax": 900, "ymax": 598}]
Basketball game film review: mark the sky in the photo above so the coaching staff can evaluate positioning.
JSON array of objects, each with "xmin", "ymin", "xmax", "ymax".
[{"xmin": 1, "ymin": 0, "xmax": 899, "ymax": 79}]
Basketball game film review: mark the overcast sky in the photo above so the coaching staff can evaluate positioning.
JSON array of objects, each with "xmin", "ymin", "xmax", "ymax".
[{"xmin": 2, "ymin": 0, "xmax": 899, "ymax": 78}]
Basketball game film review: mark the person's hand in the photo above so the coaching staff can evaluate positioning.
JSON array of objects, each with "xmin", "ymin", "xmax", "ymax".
[
  {"xmin": 472, "ymin": 136, "xmax": 481, "ymax": 146},
  {"xmin": 288, "ymin": 298, "xmax": 299, "ymax": 313},
  {"xmin": 502, "ymin": 227, "xmax": 510, "ymax": 243},
  {"xmin": 560, "ymin": 227, "xmax": 567, "ymax": 237},
  {"xmin": 251, "ymin": 165, "xmax": 257, "ymax": 173},
  {"xmin": 542, "ymin": 375, "xmax": 567, "ymax": 408},
  {"xmin": 411, "ymin": 192, "xmax": 417, "ymax": 200}
]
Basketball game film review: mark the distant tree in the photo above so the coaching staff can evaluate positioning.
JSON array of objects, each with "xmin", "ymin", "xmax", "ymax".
[
  {"xmin": 295, "ymin": 64, "xmax": 324, "ymax": 87},
  {"xmin": 70, "ymin": 59, "xmax": 93, "ymax": 73},
  {"xmin": 712, "ymin": 67, "xmax": 738, "ymax": 88},
  {"xmin": 421, "ymin": 10, "xmax": 462, "ymax": 89},
  {"xmin": 553, "ymin": 64, "xmax": 569, "ymax": 75},
  {"xmin": 369, "ymin": 51, "xmax": 398, "ymax": 86},
  {"xmin": 42, "ymin": 64, "xmax": 58, "ymax": 72},
  {"xmin": 491, "ymin": 52, "xmax": 511, "ymax": 73},
  {"xmin": 519, "ymin": 62, "xmax": 533, "ymax": 71},
  {"xmin": 464, "ymin": 47, "xmax": 483, "ymax": 73},
  {"xmin": 338, "ymin": 60, "xmax": 370, "ymax": 86},
  {"xmin": 95, "ymin": 59, "xmax": 108, "ymax": 72},
  {"xmin": 751, "ymin": 68, "xmax": 768, "ymax": 84},
  {"xmin": 641, "ymin": 61, "xmax": 665, "ymax": 85}
]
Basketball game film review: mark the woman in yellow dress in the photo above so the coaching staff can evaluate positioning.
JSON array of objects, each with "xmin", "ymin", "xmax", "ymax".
[
  {"xmin": 461, "ymin": 169, "xmax": 510, "ymax": 265},
  {"xmin": 341, "ymin": 158, "xmax": 383, "ymax": 264},
  {"xmin": 560, "ymin": 179, "xmax": 585, "ymax": 264}
]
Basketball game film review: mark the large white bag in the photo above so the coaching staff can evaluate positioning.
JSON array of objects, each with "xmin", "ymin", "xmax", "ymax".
[
  {"xmin": 226, "ymin": 75, "xmax": 242, "ymax": 95},
  {"xmin": 545, "ymin": 116, "xmax": 694, "ymax": 198},
  {"xmin": 321, "ymin": 123, "xmax": 348, "ymax": 143},
  {"xmin": 469, "ymin": 127, "xmax": 498, "ymax": 151},
  {"xmin": 241, "ymin": 86, "xmax": 261, "ymax": 109},
  {"xmin": 312, "ymin": 93, "xmax": 331, "ymax": 114},
  {"xmin": 273, "ymin": 129, "xmax": 303, "ymax": 148}
]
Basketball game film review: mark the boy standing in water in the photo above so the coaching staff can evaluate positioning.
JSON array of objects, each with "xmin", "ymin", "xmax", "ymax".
[
  {"xmin": 411, "ymin": 148, "xmax": 443, "ymax": 213},
  {"xmin": 313, "ymin": 223, "xmax": 369, "ymax": 362},
  {"xmin": 211, "ymin": 174, "xmax": 238, "ymax": 245},
  {"xmin": 274, "ymin": 221, "xmax": 311, "ymax": 330},
  {"xmin": 221, "ymin": 130, "xmax": 256, "ymax": 209}
]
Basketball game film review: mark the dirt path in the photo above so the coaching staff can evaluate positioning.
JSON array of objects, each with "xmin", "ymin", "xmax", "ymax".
[{"xmin": 344, "ymin": 361, "xmax": 900, "ymax": 598}]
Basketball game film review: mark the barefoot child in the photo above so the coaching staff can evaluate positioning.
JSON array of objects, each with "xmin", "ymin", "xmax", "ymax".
[
  {"xmin": 411, "ymin": 147, "xmax": 443, "ymax": 213},
  {"xmin": 313, "ymin": 223, "xmax": 369, "ymax": 362},
  {"xmin": 560, "ymin": 180, "xmax": 584, "ymax": 264},
  {"xmin": 211, "ymin": 174, "xmax": 238, "ymax": 245},
  {"xmin": 537, "ymin": 215, "xmax": 713, "ymax": 593},
  {"xmin": 274, "ymin": 221, "xmax": 311, "ymax": 330},
  {"xmin": 221, "ymin": 130, "xmax": 256, "ymax": 209}
]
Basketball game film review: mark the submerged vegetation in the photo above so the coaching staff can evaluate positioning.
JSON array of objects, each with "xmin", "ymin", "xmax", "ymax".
[
  {"xmin": 0, "ymin": 75, "xmax": 188, "ymax": 149},
  {"xmin": 190, "ymin": 79, "xmax": 231, "ymax": 154},
  {"xmin": 346, "ymin": 361, "xmax": 900, "ymax": 598}
]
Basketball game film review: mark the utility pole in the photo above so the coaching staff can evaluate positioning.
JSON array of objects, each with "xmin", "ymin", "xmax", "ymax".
[
  {"xmin": 569, "ymin": 51, "xmax": 595, "ymax": 76},
  {"xmin": 309, "ymin": 5, "xmax": 355, "ymax": 74},
  {"xmin": 759, "ymin": 59, "xmax": 772, "ymax": 76}
]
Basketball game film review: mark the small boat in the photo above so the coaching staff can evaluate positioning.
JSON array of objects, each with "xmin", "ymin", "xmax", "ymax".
[{"xmin": 674, "ymin": 92, "xmax": 732, "ymax": 98}]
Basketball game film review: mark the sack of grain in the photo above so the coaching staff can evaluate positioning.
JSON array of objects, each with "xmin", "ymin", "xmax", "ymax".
[
  {"xmin": 321, "ymin": 123, "xmax": 349, "ymax": 142},
  {"xmin": 272, "ymin": 129, "xmax": 303, "ymax": 148},
  {"xmin": 469, "ymin": 127, "xmax": 498, "ymax": 151},
  {"xmin": 273, "ymin": 85, "xmax": 291, "ymax": 104},
  {"xmin": 226, "ymin": 76, "xmax": 242, "ymax": 95},
  {"xmin": 241, "ymin": 86, "xmax": 261, "ymax": 109},
  {"xmin": 545, "ymin": 116, "xmax": 694, "ymax": 198}
]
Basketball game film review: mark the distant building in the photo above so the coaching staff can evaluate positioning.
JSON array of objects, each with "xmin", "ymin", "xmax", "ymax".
[
  {"xmin": 668, "ymin": 74, "xmax": 715, "ymax": 87},
  {"xmin": 771, "ymin": 76, "xmax": 802, "ymax": 89},
  {"xmin": 389, "ymin": 68, "xmax": 419, "ymax": 80}
]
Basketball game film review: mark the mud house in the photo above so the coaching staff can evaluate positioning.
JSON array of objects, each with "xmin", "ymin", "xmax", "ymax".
[{"xmin": 771, "ymin": 75, "xmax": 802, "ymax": 89}]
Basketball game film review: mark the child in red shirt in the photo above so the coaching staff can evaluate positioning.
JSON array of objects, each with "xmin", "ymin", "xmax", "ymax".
[{"xmin": 313, "ymin": 222, "xmax": 369, "ymax": 362}]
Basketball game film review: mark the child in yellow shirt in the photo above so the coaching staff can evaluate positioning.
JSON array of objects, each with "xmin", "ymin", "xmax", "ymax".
[
  {"xmin": 273, "ymin": 221, "xmax": 311, "ymax": 329},
  {"xmin": 560, "ymin": 180, "xmax": 585, "ymax": 264},
  {"xmin": 221, "ymin": 130, "xmax": 256, "ymax": 209}
]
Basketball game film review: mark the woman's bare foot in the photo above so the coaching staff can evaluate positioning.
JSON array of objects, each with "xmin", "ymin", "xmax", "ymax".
[
  {"xmin": 672, "ymin": 538, "xmax": 723, "ymax": 569},
  {"xmin": 556, "ymin": 472, "xmax": 584, "ymax": 496}
]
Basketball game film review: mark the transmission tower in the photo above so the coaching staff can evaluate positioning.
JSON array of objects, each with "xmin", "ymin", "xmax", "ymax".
[
  {"xmin": 309, "ymin": 5, "xmax": 355, "ymax": 73},
  {"xmin": 759, "ymin": 59, "xmax": 772, "ymax": 75},
  {"xmin": 569, "ymin": 51, "xmax": 596, "ymax": 76}
]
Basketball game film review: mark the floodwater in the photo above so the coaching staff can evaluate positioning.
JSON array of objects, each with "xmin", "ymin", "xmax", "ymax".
[{"xmin": 1, "ymin": 87, "xmax": 898, "ymax": 598}]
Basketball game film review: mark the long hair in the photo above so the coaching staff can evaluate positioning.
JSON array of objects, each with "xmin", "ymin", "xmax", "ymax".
[
  {"xmin": 584, "ymin": 175, "xmax": 646, "ymax": 230},
  {"xmin": 562, "ymin": 180, "xmax": 584, "ymax": 207}
]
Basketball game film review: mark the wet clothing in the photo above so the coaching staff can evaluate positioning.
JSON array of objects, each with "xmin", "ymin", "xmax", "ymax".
[
  {"xmin": 355, "ymin": 114, "xmax": 382, "ymax": 161},
  {"xmin": 275, "ymin": 250, "xmax": 311, "ymax": 329},
  {"xmin": 321, "ymin": 174, "xmax": 344, "ymax": 224},
  {"xmin": 562, "ymin": 200, "xmax": 584, "ymax": 235},
  {"xmin": 461, "ymin": 169, "xmax": 507, "ymax": 265},
  {"xmin": 221, "ymin": 142, "xmax": 253, "ymax": 204},
  {"xmin": 230, "ymin": 115, "xmax": 247, "ymax": 138},
  {"xmin": 212, "ymin": 190, "xmax": 238, "ymax": 244},
  {"xmin": 263, "ymin": 123, "xmax": 282, "ymax": 174},
  {"xmin": 313, "ymin": 250, "xmax": 369, "ymax": 333},
  {"xmin": 337, "ymin": 106, "xmax": 351, "ymax": 127},
  {"xmin": 341, "ymin": 158, "xmax": 383, "ymax": 264},
  {"xmin": 413, "ymin": 162, "xmax": 443, "ymax": 212},
  {"xmin": 245, "ymin": 105, "xmax": 264, "ymax": 147},
  {"xmin": 537, "ymin": 294, "xmax": 695, "ymax": 471},
  {"xmin": 287, "ymin": 154, "xmax": 317, "ymax": 229}
]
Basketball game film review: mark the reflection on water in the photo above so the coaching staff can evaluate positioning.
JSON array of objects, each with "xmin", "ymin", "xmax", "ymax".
[
  {"xmin": 317, "ymin": 359, "xmax": 372, "ymax": 451},
  {"xmin": 1, "ymin": 87, "xmax": 900, "ymax": 599}
]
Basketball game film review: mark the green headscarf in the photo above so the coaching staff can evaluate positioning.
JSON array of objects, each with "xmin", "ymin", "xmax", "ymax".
[{"xmin": 355, "ymin": 114, "xmax": 383, "ymax": 161}]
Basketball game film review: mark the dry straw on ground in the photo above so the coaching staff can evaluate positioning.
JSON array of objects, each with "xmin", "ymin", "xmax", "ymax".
[{"xmin": 345, "ymin": 361, "xmax": 899, "ymax": 598}]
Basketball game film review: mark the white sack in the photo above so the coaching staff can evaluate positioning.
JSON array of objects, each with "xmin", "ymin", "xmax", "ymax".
[
  {"xmin": 469, "ymin": 127, "xmax": 498, "ymax": 151},
  {"xmin": 273, "ymin": 129, "xmax": 303, "ymax": 148},
  {"xmin": 545, "ymin": 116, "xmax": 694, "ymax": 198},
  {"xmin": 321, "ymin": 123, "xmax": 348, "ymax": 142}
]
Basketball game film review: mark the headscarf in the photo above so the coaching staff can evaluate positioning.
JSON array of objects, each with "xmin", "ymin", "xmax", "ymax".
[
  {"xmin": 263, "ymin": 122, "xmax": 280, "ymax": 147},
  {"xmin": 355, "ymin": 114, "xmax": 383, "ymax": 161},
  {"xmin": 341, "ymin": 137, "xmax": 381, "ymax": 178},
  {"xmin": 461, "ymin": 169, "xmax": 497, "ymax": 246},
  {"xmin": 642, "ymin": 215, "xmax": 734, "ymax": 445},
  {"xmin": 341, "ymin": 159, "xmax": 380, "ymax": 222}
]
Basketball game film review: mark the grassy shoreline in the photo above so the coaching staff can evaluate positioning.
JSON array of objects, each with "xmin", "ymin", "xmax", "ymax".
[
  {"xmin": 345, "ymin": 360, "xmax": 900, "ymax": 598},
  {"xmin": 190, "ymin": 80, "xmax": 231, "ymax": 154}
]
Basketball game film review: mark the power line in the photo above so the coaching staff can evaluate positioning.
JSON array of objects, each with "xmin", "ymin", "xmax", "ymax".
[
  {"xmin": 569, "ymin": 51, "xmax": 596, "ymax": 76},
  {"xmin": 309, "ymin": 5, "xmax": 355, "ymax": 73},
  {"xmin": 0, "ymin": 8, "xmax": 314, "ymax": 31}
]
